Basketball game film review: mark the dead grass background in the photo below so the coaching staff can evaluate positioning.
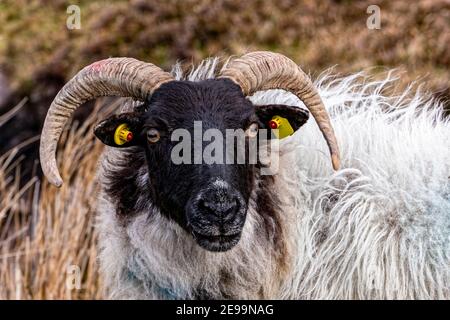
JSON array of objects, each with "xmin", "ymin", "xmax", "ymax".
[
  {"xmin": 0, "ymin": 0, "xmax": 449, "ymax": 299},
  {"xmin": 0, "ymin": 102, "xmax": 114, "ymax": 299}
]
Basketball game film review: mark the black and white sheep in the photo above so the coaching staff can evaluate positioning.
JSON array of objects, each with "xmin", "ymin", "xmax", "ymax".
[{"xmin": 39, "ymin": 52, "xmax": 450, "ymax": 299}]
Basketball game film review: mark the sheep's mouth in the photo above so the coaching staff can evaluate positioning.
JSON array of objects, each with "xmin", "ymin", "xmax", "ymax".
[{"xmin": 192, "ymin": 231, "xmax": 241, "ymax": 252}]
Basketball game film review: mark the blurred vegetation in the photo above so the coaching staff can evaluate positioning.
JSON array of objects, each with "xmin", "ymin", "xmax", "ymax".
[
  {"xmin": 0, "ymin": 101, "xmax": 109, "ymax": 299},
  {"xmin": 1, "ymin": 0, "xmax": 449, "ymax": 92}
]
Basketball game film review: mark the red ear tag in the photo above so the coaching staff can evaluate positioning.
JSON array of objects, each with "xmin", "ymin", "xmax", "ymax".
[
  {"xmin": 126, "ymin": 132, "xmax": 133, "ymax": 141},
  {"xmin": 269, "ymin": 120, "xmax": 278, "ymax": 129},
  {"xmin": 114, "ymin": 124, "xmax": 133, "ymax": 145}
]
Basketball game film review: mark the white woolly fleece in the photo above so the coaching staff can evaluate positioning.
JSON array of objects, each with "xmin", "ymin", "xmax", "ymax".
[{"xmin": 97, "ymin": 58, "xmax": 450, "ymax": 299}]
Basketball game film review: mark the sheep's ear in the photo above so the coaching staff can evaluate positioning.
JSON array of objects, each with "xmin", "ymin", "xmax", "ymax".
[
  {"xmin": 94, "ymin": 112, "xmax": 144, "ymax": 148},
  {"xmin": 254, "ymin": 104, "xmax": 309, "ymax": 139}
]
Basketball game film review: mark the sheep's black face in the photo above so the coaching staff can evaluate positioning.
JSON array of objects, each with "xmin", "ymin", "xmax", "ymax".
[
  {"xmin": 95, "ymin": 78, "xmax": 309, "ymax": 252},
  {"xmin": 142, "ymin": 79, "xmax": 256, "ymax": 252}
]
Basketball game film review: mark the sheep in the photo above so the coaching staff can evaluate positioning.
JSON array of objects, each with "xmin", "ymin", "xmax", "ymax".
[{"xmin": 39, "ymin": 52, "xmax": 450, "ymax": 299}]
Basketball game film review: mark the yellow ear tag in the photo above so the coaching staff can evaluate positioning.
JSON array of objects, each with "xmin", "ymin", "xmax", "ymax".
[
  {"xmin": 114, "ymin": 123, "xmax": 133, "ymax": 145},
  {"xmin": 268, "ymin": 116, "xmax": 294, "ymax": 139}
]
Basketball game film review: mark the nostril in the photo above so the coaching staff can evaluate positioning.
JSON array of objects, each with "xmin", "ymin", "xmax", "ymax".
[
  {"xmin": 198, "ymin": 199, "xmax": 214, "ymax": 213},
  {"xmin": 197, "ymin": 196, "xmax": 239, "ymax": 216},
  {"xmin": 197, "ymin": 199, "xmax": 211, "ymax": 214},
  {"xmin": 222, "ymin": 202, "xmax": 238, "ymax": 217}
]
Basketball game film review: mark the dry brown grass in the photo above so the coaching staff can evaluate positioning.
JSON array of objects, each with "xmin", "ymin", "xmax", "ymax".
[{"xmin": 0, "ymin": 101, "xmax": 116, "ymax": 299}]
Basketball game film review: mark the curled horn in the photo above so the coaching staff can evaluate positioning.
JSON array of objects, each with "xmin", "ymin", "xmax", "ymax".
[
  {"xmin": 39, "ymin": 58, "xmax": 174, "ymax": 187},
  {"xmin": 219, "ymin": 51, "xmax": 340, "ymax": 170}
]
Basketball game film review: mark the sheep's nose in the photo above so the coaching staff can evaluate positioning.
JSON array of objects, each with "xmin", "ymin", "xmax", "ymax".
[
  {"xmin": 196, "ymin": 183, "xmax": 244, "ymax": 221},
  {"xmin": 199, "ymin": 197, "xmax": 239, "ymax": 217}
]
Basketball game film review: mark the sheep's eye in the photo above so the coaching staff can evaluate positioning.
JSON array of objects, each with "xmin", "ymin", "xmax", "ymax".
[
  {"xmin": 245, "ymin": 122, "xmax": 259, "ymax": 138},
  {"xmin": 147, "ymin": 128, "xmax": 160, "ymax": 143}
]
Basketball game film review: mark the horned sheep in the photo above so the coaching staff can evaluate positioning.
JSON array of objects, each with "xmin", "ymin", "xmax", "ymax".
[{"xmin": 39, "ymin": 52, "xmax": 450, "ymax": 299}]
